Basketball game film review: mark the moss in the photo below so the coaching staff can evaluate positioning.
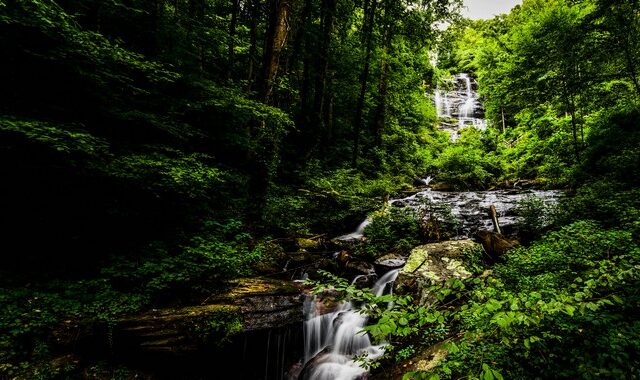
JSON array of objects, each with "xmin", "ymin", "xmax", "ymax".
[{"xmin": 187, "ymin": 305, "xmax": 243, "ymax": 348}]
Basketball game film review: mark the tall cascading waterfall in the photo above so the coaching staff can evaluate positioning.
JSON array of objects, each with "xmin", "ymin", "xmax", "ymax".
[
  {"xmin": 294, "ymin": 270, "xmax": 400, "ymax": 380},
  {"xmin": 433, "ymin": 73, "xmax": 487, "ymax": 140}
]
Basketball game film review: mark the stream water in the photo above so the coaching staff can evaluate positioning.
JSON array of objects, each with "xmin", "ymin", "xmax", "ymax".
[{"xmin": 337, "ymin": 187, "xmax": 563, "ymax": 241}]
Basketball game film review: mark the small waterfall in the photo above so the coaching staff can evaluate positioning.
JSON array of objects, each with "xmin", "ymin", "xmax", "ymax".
[
  {"xmin": 335, "ymin": 219, "xmax": 371, "ymax": 241},
  {"xmin": 299, "ymin": 270, "xmax": 400, "ymax": 380}
]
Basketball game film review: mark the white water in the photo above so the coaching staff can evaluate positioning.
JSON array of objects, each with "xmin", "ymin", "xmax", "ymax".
[
  {"xmin": 335, "ymin": 219, "xmax": 371, "ymax": 241},
  {"xmin": 300, "ymin": 270, "xmax": 400, "ymax": 380},
  {"xmin": 338, "ymin": 187, "xmax": 562, "ymax": 241},
  {"xmin": 434, "ymin": 73, "xmax": 487, "ymax": 140}
]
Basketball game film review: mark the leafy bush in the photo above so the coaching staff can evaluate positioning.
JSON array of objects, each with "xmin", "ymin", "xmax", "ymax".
[
  {"xmin": 103, "ymin": 219, "xmax": 262, "ymax": 300},
  {"xmin": 360, "ymin": 207, "xmax": 424, "ymax": 258},
  {"xmin": 430, "ymin": 129, "xmax": 503, "ymax": 190},
  {"xmin": 262, "ymin": 167, "xmax": 403, "ymax": 236},
  {"xmin": 316, "ymin": 217, "xmax": 640, "ymax": 380},
  {"xmin": 515, "ymin": 195, "xmax": 557, "ymax": 242},
  {"xmin": 359, "ymin": 200, "xmax": 460, "ymax": 259},
  {"xmin": 0, "ymin": 281, "xmax": 147, "ymax": 378},
  {"xmin": 425, "ymin": 220, "xmax": 640, "ymax": 379}
]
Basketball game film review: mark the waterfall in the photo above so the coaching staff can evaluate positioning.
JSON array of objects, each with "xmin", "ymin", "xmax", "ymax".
[
  {"xmin": 299, "ymin": 270, "xmax": 400, "ymax": 380},
  {"xmin": 433, "ymin": 73, "xmax": 486, "ymax": 140}
]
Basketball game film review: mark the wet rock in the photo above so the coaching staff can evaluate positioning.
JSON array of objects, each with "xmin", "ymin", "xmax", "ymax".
[
  {"xmin": 514, "ymin": 179, "xmax": 536, "ymax": 189},
  {"xmin": 384, "ymin": 188, "xmax": 562, "ymax": 238},
  {"xmin": 333, "ymin": 251, "xmax": 376, "ymax": 276},
  {"xmin": 345, "ymin": 260, "xmax": 376, "ymax": 276},
  {"xmin": 413, "ymin": 178, "xmax": 431, "ymax": 187},
  {"xmin": 303, "ymin": 257, "xmax": 338, "ymax": 280},
  {"xmin": 397, "ymin": 240, "xmax": 478, "ymax": 305},
  {"xmin": 351, "ymin": 274, "xmax": 378, "ymax": 289},
  {"xmin": 374, "ymin": 254, "xmax": 406, "ymax": 273}
]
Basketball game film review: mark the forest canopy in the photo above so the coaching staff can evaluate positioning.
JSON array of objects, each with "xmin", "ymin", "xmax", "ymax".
[{"xmin": 0, "ymin": 0, "xmax": 639, "ymax": 378}]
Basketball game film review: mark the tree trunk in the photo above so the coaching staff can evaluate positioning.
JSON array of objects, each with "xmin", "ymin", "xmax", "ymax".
[
  {"xmin": 227, "ymin": 0, "xmax": 240, "ymax": 79},
  {"xmin": 352, "ymin": 0, "xmax": 378, "ymax": 167},
  {"xmin": 488, "ymin": 205, "xmax": 502, "ymax": 235},
  {"xmin": 622, "ymin": 44, "xmax": 640, "ymax": 97},
  {"xmin": 312, "ymin": 0, "xmax": 337, "ymax": 137},
  {"xmin": 189, "ymin": 0, "xmax": 206, "ymax": 72},
  {"xmin": 261, "ymin": 0, "xmax": 291, "ymax": 103},
  {"xmin": 298, "ymin": 0, "xmax": 314, "ymax": 127},
  {"xmin": 372, "ymin": 0, "xmax": 393, "ymax": 147},
  {"xmin": 567, "ymin": 86, "xmax": 581, "ymax": 162},
  {"xmin": 246, "ymin": 0, "xmax": 260, "ymax": 91}
]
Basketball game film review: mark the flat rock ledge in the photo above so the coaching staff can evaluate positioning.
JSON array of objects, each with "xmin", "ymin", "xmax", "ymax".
[{"xmin": 114, "ymin": 277, "xmax": 304, "ymax": 354}]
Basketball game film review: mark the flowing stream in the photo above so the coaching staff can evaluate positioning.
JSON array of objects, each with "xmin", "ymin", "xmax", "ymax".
[
  {"xmin": 286, "ymin": 73, "xmax": 562, "ymax": 380},
  {"xmin": 389, "ymin": 188, "xmax": 562, "ymax": 237},
  {"xmin": 337, "ymin": 187, "xmax": 562, "ymax": 241}
]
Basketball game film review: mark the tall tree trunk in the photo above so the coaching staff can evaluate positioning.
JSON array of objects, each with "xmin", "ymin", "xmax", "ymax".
[
  {"xmin": 298, "ymin": 0, "xmax": 314, "ymax": 127},
  {"xmin": 352, "ymin": 0, "xmax": 378, "ymax": 168},
  {"xmin": 622, "ymin": 44, "xmax": 640, "ymax": 97},
  {"xmin": 312, "ymin": 0, "xmax": 337, "ymax": 137},
  {"xmin": 188, "ymin": 0, "xmax": 206, "ymax": 72},
  {"xmin": 372, "ymin": 0, "xmax": 393, "ymax": 148},
  {"xmin": 325, "ymin": 88, "xmax": 335, "ymax": 144},
  {"xmin": 568, "ymin": 93, "xmax": 581, "ymax": 162},
  {"xmin": 261, "ymin": 0, "xmax": 291, "ymax": 103},
  {"xmin": 227, "ymin": 0, "xmax": 240, "ymax": 79},
  {"xmin": 246, "ymin": 0, "xmax": 260, "ymax": 91}
]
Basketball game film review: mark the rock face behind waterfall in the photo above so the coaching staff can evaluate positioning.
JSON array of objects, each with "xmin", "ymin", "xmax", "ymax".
[{"xmin": 53, "ymin": 277, "xmax": 306, "ymax": 379}]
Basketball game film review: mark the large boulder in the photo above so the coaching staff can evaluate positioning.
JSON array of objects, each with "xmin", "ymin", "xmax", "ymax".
[{"xmin": 397, "ymin": 240, "xmax": 478, "ymax": 305}]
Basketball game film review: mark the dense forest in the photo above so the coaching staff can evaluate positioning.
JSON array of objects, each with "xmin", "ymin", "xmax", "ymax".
[{"xmin": 0, "ymin": 0, "xmax": 638, "ymax": 378}]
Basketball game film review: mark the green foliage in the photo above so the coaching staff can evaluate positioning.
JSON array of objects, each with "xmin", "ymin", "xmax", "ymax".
[
  {"xmin": 418, "ymin": 220, "xmax": 640, "ymax": 379},
  {"xmin": 462, "ymin": 245, "xmax": 485, "ymax": 276},
  {"xmin": 359, "ymin": 199, "xmax": 460, "ymax": 258},
  {"xmin": 515, "ymin": 195, "xmax": 557, "ymax": 241},
  {"xmin": 188, "ymin": 306, "xmax": 243, "ymax": 347},
  {"xmin": 429, "ymin": 128, "xmax": 504, "ymax": 189},
  {"xmin": 0, "ymin": 281, "xmax": 147, "ymax": 378},
  {"xmin": 437, "ymin": 0, "xmax": 640, "ymax": 187},
  {"xmin": 0, "ymin": 117, "xmax": 109, "ymax": 156},
  {"xmin": 104, "ymin": 149, "xmax": 226, "ymax": 199},
  {"xmin": 263, "ymin": 167, "xmax": 402, "ymax": 235},
  {"xmin": 103, "ymin": 219, "xmax": 262, "ymax": 298},
  {"xmin": 361, "ymin": 207, "xmax": 424, "ymax": 258}
]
